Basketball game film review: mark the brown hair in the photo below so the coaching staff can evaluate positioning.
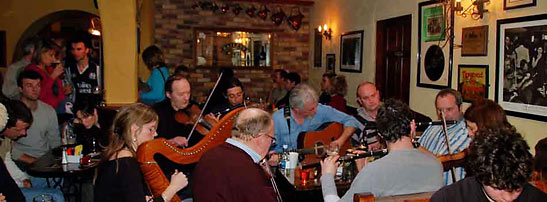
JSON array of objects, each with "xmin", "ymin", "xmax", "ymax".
[
  {"xmin": 142, "ymin": 45, "xmax": 166, "ymax": 70},
  {"xmin": 464, "ymin": 98, "xmax": 512, "ymax": 132},
  {"xmin": 31, "ymin": 39, "xmax": 60, "ymax": 65},
  {"xmin": 100, "ymin": 103, "xmax": 158, "ymax": 164}
]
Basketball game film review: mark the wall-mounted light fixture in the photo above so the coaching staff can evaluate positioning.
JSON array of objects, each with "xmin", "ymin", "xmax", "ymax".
[
  {"xmin": 317, "ymin": 24, "xmax": 332, "ymax": 40},
  {"xmin": 89, "ymin": 17, "xmax": 102, "ymax": 36},
  {"xmin": 453, "ymin": 0, "xmax": 489, "ymax": 19}
]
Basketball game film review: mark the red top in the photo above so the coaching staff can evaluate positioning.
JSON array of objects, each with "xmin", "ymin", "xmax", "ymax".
[
  {"xmin": 328, "ymin": 94, "xmax": 347, "ymax": 113},
  {"xmin": 24, "ymin": 64, "xmax": 65, "ymax": 109}
]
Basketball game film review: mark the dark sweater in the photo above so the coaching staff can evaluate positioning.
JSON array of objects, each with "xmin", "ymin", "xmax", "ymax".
[
  {"xmin": 431, "ymin": 177, "xmax": 547, "ymax": 202},
  {"xmin": 192, "ymin": 142, "xmax": 277, "ymax": 202},
  {"xmin": 94, "ymin": 157, "xmax": 149, "ymax": 202},
  {"xmin": 0, "ymin": 159, "xmax": 25, "ymax": 202}
]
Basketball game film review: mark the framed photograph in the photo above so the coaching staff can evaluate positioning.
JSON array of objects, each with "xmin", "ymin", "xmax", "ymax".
[
  {"xmin": 496, "ymin": 14, "xmax": 547, "ymax": 122},
  {"xmin": 504, "ymin": 0, "xmax": 536, "ymax": 10},
  {"xmin": 340, "ymin": 30, "xmax": 363, "ymax": 73},
  {"xmin": 462, "ymin": 25, "xmax": 488, "ymax": 56},
  {"xmin": 421, "ymin": 3, "xmax": 445, "ymax": 42},
  {"xmin": 314, "ymin": 31, "xmax": 322, "ymax": 68},
  {"xmin": 326, "ymin": 53, "xmax": 335, "ymax": 74},
  {"xmin": 417, "ymin": 1, "xmax": 453, "ymax": 89},
  {"xmin": 458, "ymin": 65, "xmax": 489, "ymax": 102}
]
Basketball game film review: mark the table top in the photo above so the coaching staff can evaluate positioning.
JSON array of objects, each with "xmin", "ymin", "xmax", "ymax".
[
  {"xmin": 27, "ymin": 149, "xmax": 99, "ymax": 178},
  {"xmin": 276, "ymin": 168, "xmax": 352, "ymax": 191}
]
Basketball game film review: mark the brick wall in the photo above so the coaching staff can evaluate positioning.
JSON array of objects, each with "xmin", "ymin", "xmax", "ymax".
[{"xmin": 154, "ymin": 0, "xmax": 311, "ymax": 102}]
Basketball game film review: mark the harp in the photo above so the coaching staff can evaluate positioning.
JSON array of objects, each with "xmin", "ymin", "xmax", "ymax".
[{"xmin": 136, "ymin": 107, "xmax": 245, "ymax": 202}]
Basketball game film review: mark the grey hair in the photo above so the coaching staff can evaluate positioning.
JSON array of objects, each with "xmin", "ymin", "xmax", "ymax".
[
  {"xmin": 436, "ymin": 88, "xmax": 463, "ymax": 107},
  {"xmin": 289, "ymin": 84, "xmax": 318, "ymax": 110},
  {"xmin": 232, "ymin": 108, "xmax": 273, "ymax": 141}
]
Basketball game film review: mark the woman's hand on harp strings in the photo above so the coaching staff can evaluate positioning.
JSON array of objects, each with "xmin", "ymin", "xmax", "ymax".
[{"xmin": 320, "ymin": 155, "xmax": 340, "ymax": 176}]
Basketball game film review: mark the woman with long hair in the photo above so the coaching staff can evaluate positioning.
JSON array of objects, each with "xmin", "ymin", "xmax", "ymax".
[
  {"xmin": 94, "ymin": 104, "xmax": 187, "ymax": 202},
  {"xmin": 463, "ymin": 98, "xmax": 514, "ymax": 137},
  {"xmin": 24, "ymin": 39, "xmax": 65, "ymax": 108}
]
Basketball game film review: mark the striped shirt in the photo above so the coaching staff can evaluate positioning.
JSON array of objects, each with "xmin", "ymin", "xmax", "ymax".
[{"xmin": 418, "ymin": 119, "xmax": 471, "ymax": 185}]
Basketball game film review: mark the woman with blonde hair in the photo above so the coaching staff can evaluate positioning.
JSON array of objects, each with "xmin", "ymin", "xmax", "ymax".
[{"xmin": 94, "ymin": 104, "xmax": 187, "ymax": 202}]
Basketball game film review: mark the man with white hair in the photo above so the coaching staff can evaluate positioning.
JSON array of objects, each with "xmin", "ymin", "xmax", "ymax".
[
  {"xmin": 193, "ymin": 108, "xmax": 281, "ymax": 202},
  {"xmin": 271, "ymin": 84, "xmax": 359, "ymax": 153}
]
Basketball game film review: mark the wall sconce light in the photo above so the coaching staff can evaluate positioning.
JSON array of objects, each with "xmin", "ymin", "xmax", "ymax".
[
  {"xmin": 453, "ymin": 0, "xmax": 489, "ymax": 19},
  {"xmin": 317, "ymin": 24, "xmax": 332, "ymax": 40},
  {"xmin": 89, "ymin": 17, "xmax": 102, "ymax": 36}
]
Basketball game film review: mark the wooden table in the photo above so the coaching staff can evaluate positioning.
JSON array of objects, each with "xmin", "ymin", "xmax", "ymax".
[
  {"xmin": 275, "ymin": 167, "xmax": 353, "ymax": 202},
  {"xmin": 27, "ymin": 148, "xmax": 99, "ymax": 202}
]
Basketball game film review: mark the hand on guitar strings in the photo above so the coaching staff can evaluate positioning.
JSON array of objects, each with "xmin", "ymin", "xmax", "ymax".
[
  {"xmin": 320, "ymin": 155, "xmax": 340, "ymax": 176},
  {"xmin": 169, "ymin": 136, "xmax": 189, "ymax": 147}
]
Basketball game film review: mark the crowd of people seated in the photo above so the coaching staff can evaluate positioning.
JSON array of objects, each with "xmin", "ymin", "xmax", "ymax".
[{"xmin": 0, "ymin": 35, "xmax": 545, "ymax": 202}]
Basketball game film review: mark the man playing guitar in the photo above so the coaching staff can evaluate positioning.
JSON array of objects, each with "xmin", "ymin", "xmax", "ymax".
[{"xmin": 269, "ymin": 84, "xmax": 359, "ymax": 162}]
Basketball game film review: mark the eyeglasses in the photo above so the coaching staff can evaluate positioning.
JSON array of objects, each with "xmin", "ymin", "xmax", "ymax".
[{"xmin": 264, "ymin": 134, "xmax": 277, "ymax": 145}]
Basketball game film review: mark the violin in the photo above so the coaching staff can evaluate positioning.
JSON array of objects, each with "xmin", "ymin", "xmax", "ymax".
[
  {"xmin": 437, "ymin": 148, "xmax": 468, "ymax": 172},
  {"xmin": 174, "ymin": 103, "xmax": 218, "ymax": 136}
]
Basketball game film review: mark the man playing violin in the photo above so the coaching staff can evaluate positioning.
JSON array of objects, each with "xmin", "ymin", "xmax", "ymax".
[
  {"xmin": 418, "ymin": 89, "xmax": 472, "ymax": 185},
  {"xmin": 153, "ymin": 75, "xmax": 198, "ymax": 147},
  {"xmin": 321, "ymin": 99, "xmax": 443, "ymax": 201},
  {"xmin": 270, "ymin": 84, "xmax": 359, "ymax": 155}
]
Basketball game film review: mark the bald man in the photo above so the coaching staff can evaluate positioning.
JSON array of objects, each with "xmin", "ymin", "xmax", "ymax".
[
  {"xmin": 193, "ymin": 108, "xmax": 281, "ymax": 202},
  {"xmin": 353, "ymin": 82, "xmax": 383, "ymax": 150}
]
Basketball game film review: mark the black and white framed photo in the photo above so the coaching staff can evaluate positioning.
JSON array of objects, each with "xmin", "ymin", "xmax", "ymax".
[
  {"xmin": 340, "ymin": 30, "xmax": 363, "ymax": 73},
  {"xmin": 504, "ymin": 0, "xmax": 536, "ymax": 10},
  {"xmin": 496, "ymin": 13, "xmax": 547, "ymax": 122},
  {"xmin": 326, "ymin": 53, "xmax": 335, "ymax": 74},
  {"xmin": 417, "ymin": 1, "xmax": 453, "ymax": 89}
]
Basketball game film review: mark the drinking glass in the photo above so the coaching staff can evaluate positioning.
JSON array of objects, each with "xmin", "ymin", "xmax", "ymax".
[{"xmin": 33, "ymin": 194, "xmax": 54, "ymax": 202}]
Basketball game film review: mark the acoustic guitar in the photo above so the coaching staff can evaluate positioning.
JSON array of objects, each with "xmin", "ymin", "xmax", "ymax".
[{"xmin": 296, "ymin": 122, "xmax": 349, "ymax": 166}]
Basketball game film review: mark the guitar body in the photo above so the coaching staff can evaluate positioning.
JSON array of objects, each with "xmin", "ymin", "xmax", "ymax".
[{"xmin": 297, "ymin": 122, "xmax": 349, "ymax": 166}]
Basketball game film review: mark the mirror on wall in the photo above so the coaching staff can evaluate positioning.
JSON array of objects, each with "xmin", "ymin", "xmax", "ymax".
[{"xmin": 195, "ymin": 29, "xmax": 271, "ymax": 67}]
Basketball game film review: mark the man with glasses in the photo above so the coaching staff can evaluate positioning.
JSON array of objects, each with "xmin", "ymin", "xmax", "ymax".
[
  {"xmin": 270, "ymin": 84, "xmax": 359, "ymax": 155},
  {"xmin": 193, "ymin": 108, "xmax": 282, "ymax": 202},
  {"xmin": 418, "ymin": 89, "xmax": 471, "ymax": 185}
]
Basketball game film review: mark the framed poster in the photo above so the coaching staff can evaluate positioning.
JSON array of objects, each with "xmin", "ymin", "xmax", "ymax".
[
  {"xmin": 496, "ymin": 14, "xmax": 547, "ymax": 122},
  {"xmin": 422, "ymin": 3, "xmax": 445, "ymax": 42},
  {"xmin": 504, "ymin": 0, "xmax": 536, "ymax": 10},
  {"xmin": 326, "ymin": 53, "xmax": 335, "ymax": 74},
  {"xmin": 314, "ymin": 31, "xmax": 322, "ymax": 68},
  {"xmin": 458, "ymin": 65, "xmax": 489, "ymax": 102},
  {"xmin": 340, "ymin": 30, "xmax": 363, "ymax": 73},
  {"xmin": 462, "ymin": 25, "xmax": 488, "ymax": 56},
  {"xmin": 417, "ymin": 1, "xmax": 453, "ymax": 89}
]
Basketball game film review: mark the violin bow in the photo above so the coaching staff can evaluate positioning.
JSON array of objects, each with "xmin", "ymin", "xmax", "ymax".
[
  {"xmin": 440, "ymin": 111, "xmax": 457, "ymax": 183},
  {"xmin": 185, "ymin": 71, "xmax": 225, "ymax": 146}
]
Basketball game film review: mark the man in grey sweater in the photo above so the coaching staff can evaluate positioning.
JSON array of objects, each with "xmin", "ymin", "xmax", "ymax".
[
  {"xmin": 320, "ymin": 99, "xmax": 443, "ymax": 202},
  {"xmin": 11, "ymin": 70, "xmax": 60, "ymax": 165}
]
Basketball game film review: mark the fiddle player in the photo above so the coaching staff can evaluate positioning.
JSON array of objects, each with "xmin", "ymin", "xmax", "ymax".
[
  {"xmin": 418, "ymin": 89, "xmax": 472, "ymax": 185},
  {"xmin": 321, "ymin": 99, "xmax": 443, "ymax": 202},
  {"xmin": 208, "ymin": 77, "xmax": 245, "ymax": 117},
  {"xmin": 152, "ymin": 74, "xmax": 201, "ymax": 201},
  {"xmin": 431, "ymin": 128, "xmax": 546, "ymax": 201},
  {"xmin": 270, "ymin": 84, "xmax": 359, "ymax": 154},
  {"xmin": 193, "ymin": 108, "xmax": 282, "ymax": 202}
]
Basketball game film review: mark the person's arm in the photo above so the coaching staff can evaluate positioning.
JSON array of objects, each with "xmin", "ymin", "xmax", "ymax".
[
  {"xmin": 0, "ymin": 161, "xmax": 25, "ymax": 201},
  {"xmin": 2, "ymin": 62, "xmax": 23, "ymax": 99},
  {"xmin": 17, "ymin": 154, "xmax": 37, "ymax": 164},
  {"xmin": 47, "ymin": 110, "xmax": 62, "ymax": 149},
  {"xmin": 140, "ymin": 68, "xmax": 166, "ymax": 102},
  {"xmin": 318, "ymin": 105, "xmax": 359, "ymax": 147},
  {"xmin": 3, "ymin": 152, "xmax": 30, "ymax": 187},
  {"xmin": 320, "ymin": 155, "xmax": 341, "ymax": 202}
]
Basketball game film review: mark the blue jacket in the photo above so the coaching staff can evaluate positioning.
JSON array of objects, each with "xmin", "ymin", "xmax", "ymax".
[{"xmin": 140, "ymin": 66, "xmax": 169, "ymax": 105}]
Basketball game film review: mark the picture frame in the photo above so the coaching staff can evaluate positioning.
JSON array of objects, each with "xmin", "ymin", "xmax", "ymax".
[
  {"xmin": 458, "ymin": 64, "xmax": 489, "ymax": 102},
  {"xmin": 496, "ymin": 13, "xmax": 547, "ymax": 122},
  {"xmin": 417, "ymin": 1, "xmax": 453, "ymax": 89},
  {"xmin": 340, "ymin": 30, "xmax": 363, "ymax": 73},
  {"xmin": 461, "ymin": 25, "xmax": 488, "ymax": 56},
  {"xmin": 326, "ymin": 53, "xmax": 335, "ymax": 74},
  {"xmin": 504, "ymin": 0, "xmax": 536, "ymax": 10},
  {"xmin": 314, "ymin": 31, "xmax": 322, "ymax": 68}
]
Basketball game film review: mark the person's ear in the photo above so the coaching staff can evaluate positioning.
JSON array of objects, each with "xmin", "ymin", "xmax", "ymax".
[
  {"xmin": 356, "ymin": 98, "xmax": 362, "ymax": 106},
  {"xmin": 166, "ymin": 92, "xmax": 172, "ymax": 99}
]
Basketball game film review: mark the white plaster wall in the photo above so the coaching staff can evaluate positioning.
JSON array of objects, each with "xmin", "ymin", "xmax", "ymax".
[{"xmin": 309, "ymin": 0, "xmax": 547, "ymax": 151}]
